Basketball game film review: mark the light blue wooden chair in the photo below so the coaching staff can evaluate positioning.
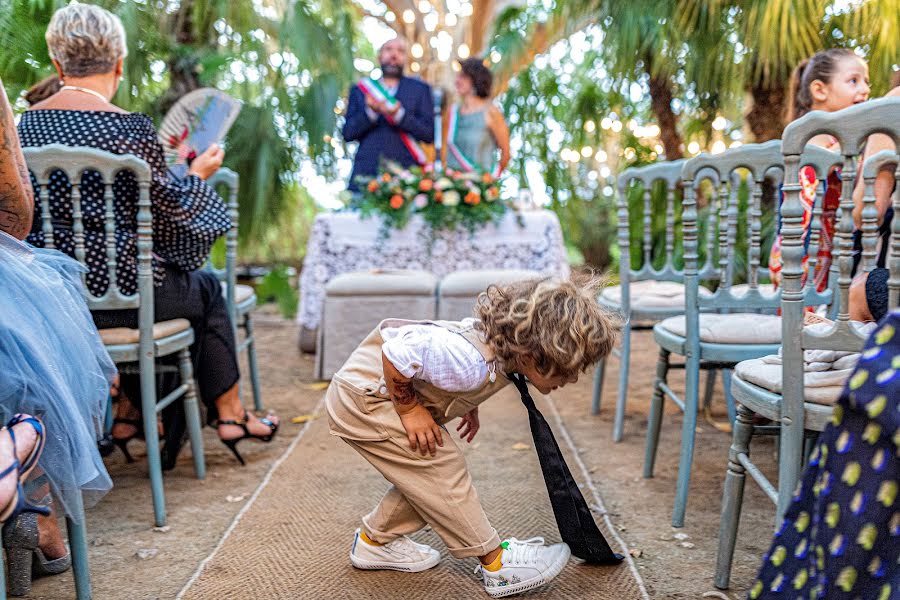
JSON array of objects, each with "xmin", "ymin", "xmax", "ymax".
[
  {"xmin": 714, "ymin": 97, "xmax": 900, "ymax": 589},
  {"xmin": 643, "ymin": 140, "xmax": 842, "ymax": 528},
  {"xmin": 206, "ymin": 168, "xmax": 263, "ymax": 411},
  {"xmin": 25, "ymin": 145, "xmax": 206, "ymax": 531},
  {"xmin": 594, "ymin": 160, "xmax": 723, "ymax": 442}
]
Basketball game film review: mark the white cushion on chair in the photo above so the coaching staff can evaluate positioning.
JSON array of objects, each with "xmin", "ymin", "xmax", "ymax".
[
  {"xmin": 234, "ymin": 283, "xmax": 255, "ymax": 304},
  {"xmin": 326, "ymin": 269, "xmax": 437, "ymax": 297},
  {"xmin": 735, "ymin": 358, "xmax": 844, "ymax": 406},
  {"xmin": 600, "ymin": 280, "xmax": 712, "ymax": 309},
  {"xmin": 99, "ymin": 318, "xmax": 191, "ymax": 345},
  {"xmin": 658, "ymin": 313, "xmax": 783, "ymax": 344},
  {"xmin": 729, "ymin": 283, "xmax": 777, "ymax": 298}
]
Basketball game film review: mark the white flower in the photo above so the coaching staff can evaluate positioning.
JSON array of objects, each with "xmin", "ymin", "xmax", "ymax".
[
  {"xmin": 442, "ymin": 190, "xmax": 461, "ymax": 206},
  {"xmin": 435, "ymin": 177, "xmax": 453, "ymax": 191},
  {"xmin": 414, "ymin": 194, "xmax": 428, "ymax": 208}
]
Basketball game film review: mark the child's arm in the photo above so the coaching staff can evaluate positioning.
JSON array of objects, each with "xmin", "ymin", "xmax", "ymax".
[{"xmin": 382, "ymin": 351, "xmax": 444, "ymax": 458}]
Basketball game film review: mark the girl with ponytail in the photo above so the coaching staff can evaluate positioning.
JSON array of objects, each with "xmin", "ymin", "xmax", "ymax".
[{"xmin": 769, "ymin": 49, "xmax": 870, "ymax": 292}]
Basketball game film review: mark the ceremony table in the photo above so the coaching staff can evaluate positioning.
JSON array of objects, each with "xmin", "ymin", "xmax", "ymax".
[{"xmin": 295, "ymin": 209, "xmax": 570, "ymax": 331}]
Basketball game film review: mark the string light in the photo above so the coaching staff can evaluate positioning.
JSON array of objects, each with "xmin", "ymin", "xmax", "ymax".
[
  {"xmin": 411, "ymin": 43, "xmax": 424, "ymax": 58},
  {"xmin": 446, "ymin": 13, "xmax": 458, "ymax": 26},
  {"xmin": 418, "ymin": 0, "xmax": 431, "ymax": 12},
  {"xmin": 711, "ymin": 140, "xmax": 727, "ymax": 154},
  {"xmin": 490, "ymin": 50, "xmax": 501, "ymax": 63},
  {"xmin": 402, "ymin": 9, "xmax": 415, "ymax": 23},
  {"xmin": 411, "ymin": 62, "xmax": 421, "ymax": 72},
  {"xmin": 610, "ymin": 121, "xmax": 623, "ymax": 133},
  {"xmin": 688, "ymin": 141, "xmax": 701, "ymax": 154},
  {"xmin": 584, "ymin": 120, "xmax": 596, "ymax": 133},
  {"xmin": 595, "ymin": 149, "xmax": 607, "ymax": 162},
  {"xmin": 712, "ymin": 116, "xmax": 728, "ymax": 131},
  {"xmin": 581, "ymin": 146, "xmax": 593, "ymax": 158},
  {"xmin": 458, "ymin": 43, "xmax": 470, "ymax": 59}
]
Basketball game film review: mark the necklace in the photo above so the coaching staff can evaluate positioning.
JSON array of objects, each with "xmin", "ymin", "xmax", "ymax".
[{"xmin": 60, "ymin": 85, "xmax": 109, "ymax": 103}]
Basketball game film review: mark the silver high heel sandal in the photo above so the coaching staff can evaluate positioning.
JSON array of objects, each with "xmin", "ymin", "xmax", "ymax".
[{"xmin": 3, "ymin": 511, "xmax": 71, "ymax": 596}]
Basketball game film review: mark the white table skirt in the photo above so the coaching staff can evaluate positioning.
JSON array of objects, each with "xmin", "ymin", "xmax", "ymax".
[{"xmin": 296, "ymin": 209, "xmax": 570, "ymax": 329}]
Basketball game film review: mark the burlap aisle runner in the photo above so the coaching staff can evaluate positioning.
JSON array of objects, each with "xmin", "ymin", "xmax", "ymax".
[{"xmin": 180, "ymin": 387, "xmax": 645, "ymax": 600}]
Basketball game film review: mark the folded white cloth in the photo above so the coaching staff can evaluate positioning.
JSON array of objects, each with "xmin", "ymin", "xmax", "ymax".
[{"xmin": 735, "ymin": 320, "xmax": 877, "ymax": 405}]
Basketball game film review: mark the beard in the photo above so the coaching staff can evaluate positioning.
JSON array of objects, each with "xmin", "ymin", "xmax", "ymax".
[{"xmin": 381, "ymin": 63, "xmax": 404, "ymax": 78}]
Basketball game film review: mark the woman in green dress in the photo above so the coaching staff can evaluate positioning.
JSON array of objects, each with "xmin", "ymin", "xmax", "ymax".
[{"xmin": 442, "ymin": 58, "xmax": 510, "ymax": 177}]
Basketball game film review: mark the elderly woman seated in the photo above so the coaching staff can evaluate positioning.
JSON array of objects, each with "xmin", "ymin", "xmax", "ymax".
[{"xmin": 20, "ymin": 2, "xmax": 278, "ymax": 467}]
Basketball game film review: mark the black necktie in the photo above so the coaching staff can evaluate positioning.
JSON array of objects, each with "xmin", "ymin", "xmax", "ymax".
[{"xmin": 509, "ymin": 372, "xmax": 624, "ymax": 565}]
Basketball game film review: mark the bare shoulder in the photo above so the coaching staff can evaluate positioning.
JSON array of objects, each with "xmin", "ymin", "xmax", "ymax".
[{"xmin": 29, "ymin": 95, "xmax": 128, "ymax": 114}]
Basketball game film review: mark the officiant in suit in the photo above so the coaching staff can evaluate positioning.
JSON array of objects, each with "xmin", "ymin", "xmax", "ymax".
[{"xmin": 343, "ymin": 37, "xmax": 435, "ymax": 191}]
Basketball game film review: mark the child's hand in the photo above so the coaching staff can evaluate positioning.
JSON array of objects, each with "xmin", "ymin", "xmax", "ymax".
[
  {"xmin": 398, "ymin": 404, "xmax": 444, "ymax": 457},
  {"xmin": 456, "ymin": 407, "xmax": 480, "ymax": 443}
]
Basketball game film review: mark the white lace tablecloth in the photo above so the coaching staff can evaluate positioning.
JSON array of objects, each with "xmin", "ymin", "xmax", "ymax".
[{"xmin": 296, "ymin": 210, "xmax": 570, "ymax": 329}]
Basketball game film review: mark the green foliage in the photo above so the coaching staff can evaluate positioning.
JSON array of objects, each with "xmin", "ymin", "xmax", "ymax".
[{"xmin": 254, "ymin": 265, "xmax": 299, "ymax": 320}]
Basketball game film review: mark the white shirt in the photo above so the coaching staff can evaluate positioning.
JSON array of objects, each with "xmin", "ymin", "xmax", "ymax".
[{"xmin": 381, "ymin": 319, "xmax": 491, "ymax": 393}]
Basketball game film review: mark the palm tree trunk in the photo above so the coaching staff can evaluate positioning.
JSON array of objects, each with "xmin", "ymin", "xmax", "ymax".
[
  {"xmin": 648, "ymin": 73, "xmax": 683, "ymax": 160},
  {"xmin": 746, "ymin": 82, "xmax": 786, "ymax": 142},
  {"xmin": 159, "ymin": 0, "xmax": 201, "ymax": 114}
]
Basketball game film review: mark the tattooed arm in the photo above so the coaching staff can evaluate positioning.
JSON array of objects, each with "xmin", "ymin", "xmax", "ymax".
[
  {"xmin": 0, "ymin": 78, "xmax": 33, "ymax": 240},
  {"xmin": 382, "ymin": 351, "xmax": 444, "ymax": 457}
]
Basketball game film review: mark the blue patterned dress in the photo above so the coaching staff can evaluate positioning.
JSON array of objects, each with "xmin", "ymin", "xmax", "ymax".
[{"xmin": 751, "ymin": 311, "xmax": 900, "ymax": 599}]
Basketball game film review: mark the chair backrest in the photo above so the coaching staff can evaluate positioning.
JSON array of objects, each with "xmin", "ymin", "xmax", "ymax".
[
  {"xmin": 858, "ymin": 149, "xmax": 898, "ymax": 274},
  {"xmin": 23, "ymin": 144, "xmax": 153, "ymax": 314},
  {"xmin": 616, "ymin": 159, "xmax": 720, "ymax": 309},
  {"xmin": 205, "ymin": 167, "xmax": 239, "ymax": 320},
  {"xmin": 778, "ymin": 95, "xmax": 900, "ymax": 514},
  {"xmin": 681, "ymin": 140, "xmax": 841, "ymax": 313}
]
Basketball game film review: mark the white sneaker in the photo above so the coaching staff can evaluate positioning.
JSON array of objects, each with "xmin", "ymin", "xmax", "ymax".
[
  {"xmin": 476, "ymin": 537, "xmax": 571, "ymax": 598},
  {"xmin": 349, "ymin": 529, "xmax": 441, "ymax": 572}
]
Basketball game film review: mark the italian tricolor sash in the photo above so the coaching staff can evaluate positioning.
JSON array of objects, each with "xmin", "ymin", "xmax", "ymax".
[
  {"xmin": 357, "ymin": 77, "xmax": 428, "ymax": 166},
  {"xmin": 447, "ymin": 103, "xmax": 500, "ymax": 178}
]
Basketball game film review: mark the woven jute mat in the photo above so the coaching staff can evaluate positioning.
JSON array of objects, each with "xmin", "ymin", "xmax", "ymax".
[{"xmin": 180, "ymin": 386, "xmax": 647, "ymax": 600}]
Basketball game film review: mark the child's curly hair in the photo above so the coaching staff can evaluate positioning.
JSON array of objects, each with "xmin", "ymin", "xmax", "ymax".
[{"xmin": 475, "ymin": 273, "xmax": 621, "ymax": 379}]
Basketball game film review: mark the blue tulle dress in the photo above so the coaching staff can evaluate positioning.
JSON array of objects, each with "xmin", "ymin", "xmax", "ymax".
[{"xmin": 0, "ymin": 230, "xmax": 114, "ymax": 521}]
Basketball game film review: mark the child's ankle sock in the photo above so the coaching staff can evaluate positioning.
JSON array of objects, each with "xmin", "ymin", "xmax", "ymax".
[
  {"xmin": 359, "ymin": 530, "xmax": 383, "ymax": 546},
  {"xmin": 482, "ymin": 551, "xmax": 503, "ymax": 572}
]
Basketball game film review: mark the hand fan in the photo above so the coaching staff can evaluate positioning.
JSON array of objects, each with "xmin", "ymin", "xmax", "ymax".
[{"xmin": 158, "ymin": 88, "xmax": 241, "ymax": 177}]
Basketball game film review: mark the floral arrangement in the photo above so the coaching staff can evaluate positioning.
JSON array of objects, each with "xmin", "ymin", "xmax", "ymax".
[{"xmin": 352, "ymin": 163, "xmax": 508, "ymax": 235}]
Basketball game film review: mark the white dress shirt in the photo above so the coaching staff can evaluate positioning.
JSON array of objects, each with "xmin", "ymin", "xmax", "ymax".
[{"xmin": 381, "ymin": 319, "xmax": 491, "ymax": 393}]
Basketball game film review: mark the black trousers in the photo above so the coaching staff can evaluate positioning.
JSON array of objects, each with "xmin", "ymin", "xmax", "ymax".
[{"xmin": 92, "ymin": 266, "xmax": 240, "ymax": 425}]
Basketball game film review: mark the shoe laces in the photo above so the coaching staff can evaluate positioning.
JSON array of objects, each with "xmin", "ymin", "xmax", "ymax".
[
  {"xmin": 501, "ymin": 537, "xmax": 546, "ymax": 567},
  {"xmin": 387, "ymin": 536, "xmax": 420, "ymax": 555}
]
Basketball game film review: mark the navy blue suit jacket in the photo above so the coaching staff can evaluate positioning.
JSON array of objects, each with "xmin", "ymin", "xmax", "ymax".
[{"xmin": 343, "ymin": 76, "xmax": 435, "ymax": 190}]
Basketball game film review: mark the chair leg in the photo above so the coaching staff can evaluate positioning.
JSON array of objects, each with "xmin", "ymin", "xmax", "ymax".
[
  {"xmin": 714, "ymin": 404, "xmax": 755, "ymax": 590},
  {"xmin": 591, "ymin": 359, "xmax": 606, "ymax": 415},
  {"xmin": 722, "ymin": 368, "xmax": 736, "ymax": 424},
  {"xmin": 702, "ymin": 368, "xmax": 717, "ymax": 411},
  {"xmin": 140, "ymin": 360, "xmax": 166, "ymax": 527},
  {"xmin": 67, "ymin": 515, "xmax": 92, "ymax": 600},
  {"xmin": 672, "ymin": 350, "xmax": 702, "ymax": 527},
  {"xmin": 643, "ymin": 347, "xmax": 670, "ymax": 478},
  {"xmin": 612, "ymin": 320, "xmax": 632, "ymax": 442},
  {"xmin": 244, "ymin": 314, "xmax": 263, "ymax": 412},
  {"xmin": 179, "ymin": 348, "xmax": 206, "ymax": 480}
]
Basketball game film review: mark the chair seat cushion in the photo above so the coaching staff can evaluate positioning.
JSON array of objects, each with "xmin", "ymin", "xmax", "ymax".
[
  {"xmin": 99, "ymin": 318, "xmax": 191, "ymax": 345},
  {"xmin": 735, "ymin": 358, "xmax": 844, "ymax": 406},
  {"xmin": 234, "ymin": 283, "xmax": 255, "ymax": 304},
  {"xmin": 440, "ymin": 269, "xmax": 542, "ymax": 297},
  {"xmin": 658, "ymin": 313, "xmax": 783, "ymax": 344},
  {"xmin": 600, "ymin": 280, "xmax": 712, "ymax": 309},
  {"xmin": 326, "ymin": 269, "xmax": 438, "ymax": 297},
  {"xmin": 729, "ymin": 283, "xmax": 777, "ymax": 297}
]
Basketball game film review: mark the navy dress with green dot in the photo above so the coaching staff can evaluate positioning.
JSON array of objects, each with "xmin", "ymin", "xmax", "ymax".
[{"xmin": 751, "ymin": 310, "xmax": 900, "ymax": 599}]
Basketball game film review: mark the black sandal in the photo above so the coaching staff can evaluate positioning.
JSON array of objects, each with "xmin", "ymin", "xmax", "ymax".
[{"xmin": 216, "ymin": 411, "xmax": 278, "ymax": 466}]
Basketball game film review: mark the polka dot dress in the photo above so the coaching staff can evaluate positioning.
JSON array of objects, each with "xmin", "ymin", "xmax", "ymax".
[
  {"xmin": 19, "ymin": 109, "xmax": 229, "ymax": 297},
  {"xmin": 752, "ymin": 311, "xmax": 900, "ymax": 599}
]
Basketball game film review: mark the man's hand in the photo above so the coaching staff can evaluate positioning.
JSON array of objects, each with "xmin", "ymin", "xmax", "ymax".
[
  {"xmin": 383, "ymin": 100, "xmax": 401, "ymax": 116},
  {"xmin": 456, "ymin": 407, "xmax": 480, "ymax": 443},
  {"xmin": 398, "ymin": 403, "xmax": 444, "ymax": 457},
  {"xmin": 365, "ymin": 95, "xmax": 385, "ymax": 113}
]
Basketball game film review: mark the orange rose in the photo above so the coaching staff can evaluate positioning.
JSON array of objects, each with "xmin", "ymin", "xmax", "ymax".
[
  {"xmin": 464, "ymin": 190, "xmax": 481, "ymax": 205},
  {"xmin": 389, "ymin": 194, "xmax": 404, "ymax": 209},
  {"xmin": 381, "ymin": 173, "xmax": 392, "ymax": 183},
  {"xmin": 367, "ymin": 180, "xmax": 379, "ymax": 193},
  {"xmin": 486, "ymin": 187, "xmax": 499, "ymax": 200},
  {"xmin": 434, "ymin": 190, "xmax": 443, "ymax": 202},
  {"xmin": 419, "ymin": 178, "xmax": 433, "ymax": 192},
  {"xmin": 481, "ymin": 172, "xmax": 494, "ymax": 184}
]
